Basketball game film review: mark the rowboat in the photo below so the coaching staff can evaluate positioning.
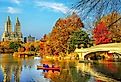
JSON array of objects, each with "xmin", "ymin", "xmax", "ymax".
[{"xmin": 37, "ymin": 65, "xmax": 60, "ymax": 70}]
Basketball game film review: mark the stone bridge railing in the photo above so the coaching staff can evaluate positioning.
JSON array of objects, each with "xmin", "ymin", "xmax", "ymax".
[{"xmin": 75, "ymin": 43, "xmax": 121, "ymax": 60}]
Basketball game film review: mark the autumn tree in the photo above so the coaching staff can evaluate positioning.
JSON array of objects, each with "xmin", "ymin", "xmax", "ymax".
[
  {"xmin": 0, "ymin": 41, "xmax": 10, "ymax": 48},
  {"xmin": 93, "ymin": 21, "xmax": 112, "ymax": 45},
  {"xmin": 18, "ymin": 47, "xmax": 25, "ymax": 52},
  {"xmin": 40, "ymin": 34, "xmax": 53, "ymax": 56},
  {"xmin": 99, "ymin": 12, "xmax": 121, "ymax": 42},
  {"xmin": 40, "ymin": 13, "xmax": 84, "ymax": 56},
  {"xmin": 23, "ymin": 41, "xmax": 40, "ymax": 52}
]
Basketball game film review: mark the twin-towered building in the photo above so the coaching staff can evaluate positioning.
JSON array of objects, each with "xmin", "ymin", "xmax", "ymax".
[{"xmin": 1, "ymin": 16, "xmax": 23, "ymax": 41}]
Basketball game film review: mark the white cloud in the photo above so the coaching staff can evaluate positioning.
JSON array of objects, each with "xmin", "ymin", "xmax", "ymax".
[
  {"xmin": 11, "ymin": 0, "xmax": 21, "ymax": 4},
  {"xmin": 36, "ymin": 1, "xmax": 69, "ymax": 14},
  {"xmin": 7, "ymin": 7, "xmax": 21, "ymax": 14}
]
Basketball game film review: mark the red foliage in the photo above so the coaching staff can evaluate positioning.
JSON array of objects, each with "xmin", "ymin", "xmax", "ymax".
[{"xmin": 93, "ymin": 21, "xmax": 112, "ymax": 45}]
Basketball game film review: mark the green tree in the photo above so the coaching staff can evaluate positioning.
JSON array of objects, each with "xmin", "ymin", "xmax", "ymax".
[
  {"xmin": 9, "ymin": 42, "xmax": 21, "ymax": 52},
  {"xmin": 68, "ymin": 29, "xmax": 93, "ymax": 53}
]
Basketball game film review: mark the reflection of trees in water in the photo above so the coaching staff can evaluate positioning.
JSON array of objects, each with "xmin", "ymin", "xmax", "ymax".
[
  {"xmin": 70, "ymin": 68, "xmax": 90, "ymax": 82},
  {"xmin": 49, "ymin": 61, "xmax": 90, "ymax": 82},
  {"xmin": 69, "ymin": 62, "xmax": 90, "ymax": 82},
  {"xmin": 92, "ymin": 62, "xmax": 121, "ymax": 81}
]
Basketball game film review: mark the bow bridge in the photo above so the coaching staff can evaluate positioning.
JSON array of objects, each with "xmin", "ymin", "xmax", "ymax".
[{"xmin": 75, "ymin": 43, "xmax": 121, "ymax": 60}]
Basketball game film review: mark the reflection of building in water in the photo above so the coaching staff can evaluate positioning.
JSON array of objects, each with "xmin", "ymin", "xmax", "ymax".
[
  {"xmin": 13, "ymin": 65, "xmax": 22, "ymax": 82},
  {"xmin": 1, "ymin": 65, "xmax": 12, "ymax": 82},
  {"xmin": 0, "ymin": 56, "xmax": 22, "ymax": 82},
  {"xmin": 1, "ymin": 64, "xmax": 22, "ymax": 82}
]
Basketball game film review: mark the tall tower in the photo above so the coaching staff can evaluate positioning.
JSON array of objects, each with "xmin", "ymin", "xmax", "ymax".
[
  {"xmin": 15, "ymin": 17, "xmax": 21, "ymax": 33},
  {"xmin": 5, "ymin": 16, "xmax": 12, "ymax": 33},
  {"xmin": 1, "ymin": 16, "xmax": 12, "ymax": 41},
  {"xmin": 14, "ymin": 17, "xmax": 23, "ymax": 41}
]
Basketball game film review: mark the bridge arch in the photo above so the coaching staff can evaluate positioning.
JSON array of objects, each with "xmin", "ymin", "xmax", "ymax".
[
  {"xmin": 75, "ymin": 43, "xmax": 121, "ymax": 60},
  {"xmin": 84, "ymin": 51, "xmax": 109, "ymax": 60},
  {"xmin": 84, "ymin": 51, "xmax": 121, "ymax": 60}
]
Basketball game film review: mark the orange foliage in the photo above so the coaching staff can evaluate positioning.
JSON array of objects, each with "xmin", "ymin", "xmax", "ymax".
[
  {"xmin": 40, "ymin": 13, "xmax": 84, "ymax": 56},
  {"xmin": 18, "ymin": 47, "xmax": 25, "ymax": 52}
]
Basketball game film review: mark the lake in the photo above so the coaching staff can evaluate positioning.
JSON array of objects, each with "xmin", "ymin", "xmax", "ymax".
[{"xmin": 0, "ymin": 54, "xmax": 121, "ymax": 82}]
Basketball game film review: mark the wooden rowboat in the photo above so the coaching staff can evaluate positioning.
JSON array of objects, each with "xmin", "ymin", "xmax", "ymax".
[{"xmin": 37, "ymin": 65, "xmax": 60, "ymax": 70}]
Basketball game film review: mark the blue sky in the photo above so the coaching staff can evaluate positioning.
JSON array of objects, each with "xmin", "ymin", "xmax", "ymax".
[{"xmin": 0, "ymin": 0, "xmax": 77, "ymax": 39}]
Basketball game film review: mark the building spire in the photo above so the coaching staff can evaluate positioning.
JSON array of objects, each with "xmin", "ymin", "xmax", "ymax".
[
  {"xmin": 7, "ymin": 16, "xmax": 11, "ymax": 25},
  {"xmin": 15, "ymin": 17, "xmax": 21, "ymax": 33},
  {"xmin": 16, "ymin": 17, "xmax": 20, "ymax": 26},
  {"xmin": 4, "ymin": 16, "xmax": 12, "ymax": 32}
]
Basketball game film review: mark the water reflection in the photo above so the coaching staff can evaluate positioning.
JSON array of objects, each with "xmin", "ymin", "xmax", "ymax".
[
  {"xmin": 93, "ymin": 61, "xmax": 121, "ymax": 81},
  {"xmin": 0, "ymin": 54, "xmax": 50, "ymax": 82},
  {"xmin": 0, "ymin": 54, "xmax": 21, "ymax": 82},
  {"xmin": 41, "ymin": 60, "xmax": 91, "ymax": 82},
  {"xmin": 2, "ymin": 54, "xmax": 120, "ymax": 82},
  {"xmin": 41, "ymin": 59, "xmax": 121, "ymax": 82}
]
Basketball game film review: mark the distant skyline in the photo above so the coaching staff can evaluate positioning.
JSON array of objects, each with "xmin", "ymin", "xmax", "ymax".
[{"xmin": 0, "ymin": 0, "xmax": 77, "ymax": 39}]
